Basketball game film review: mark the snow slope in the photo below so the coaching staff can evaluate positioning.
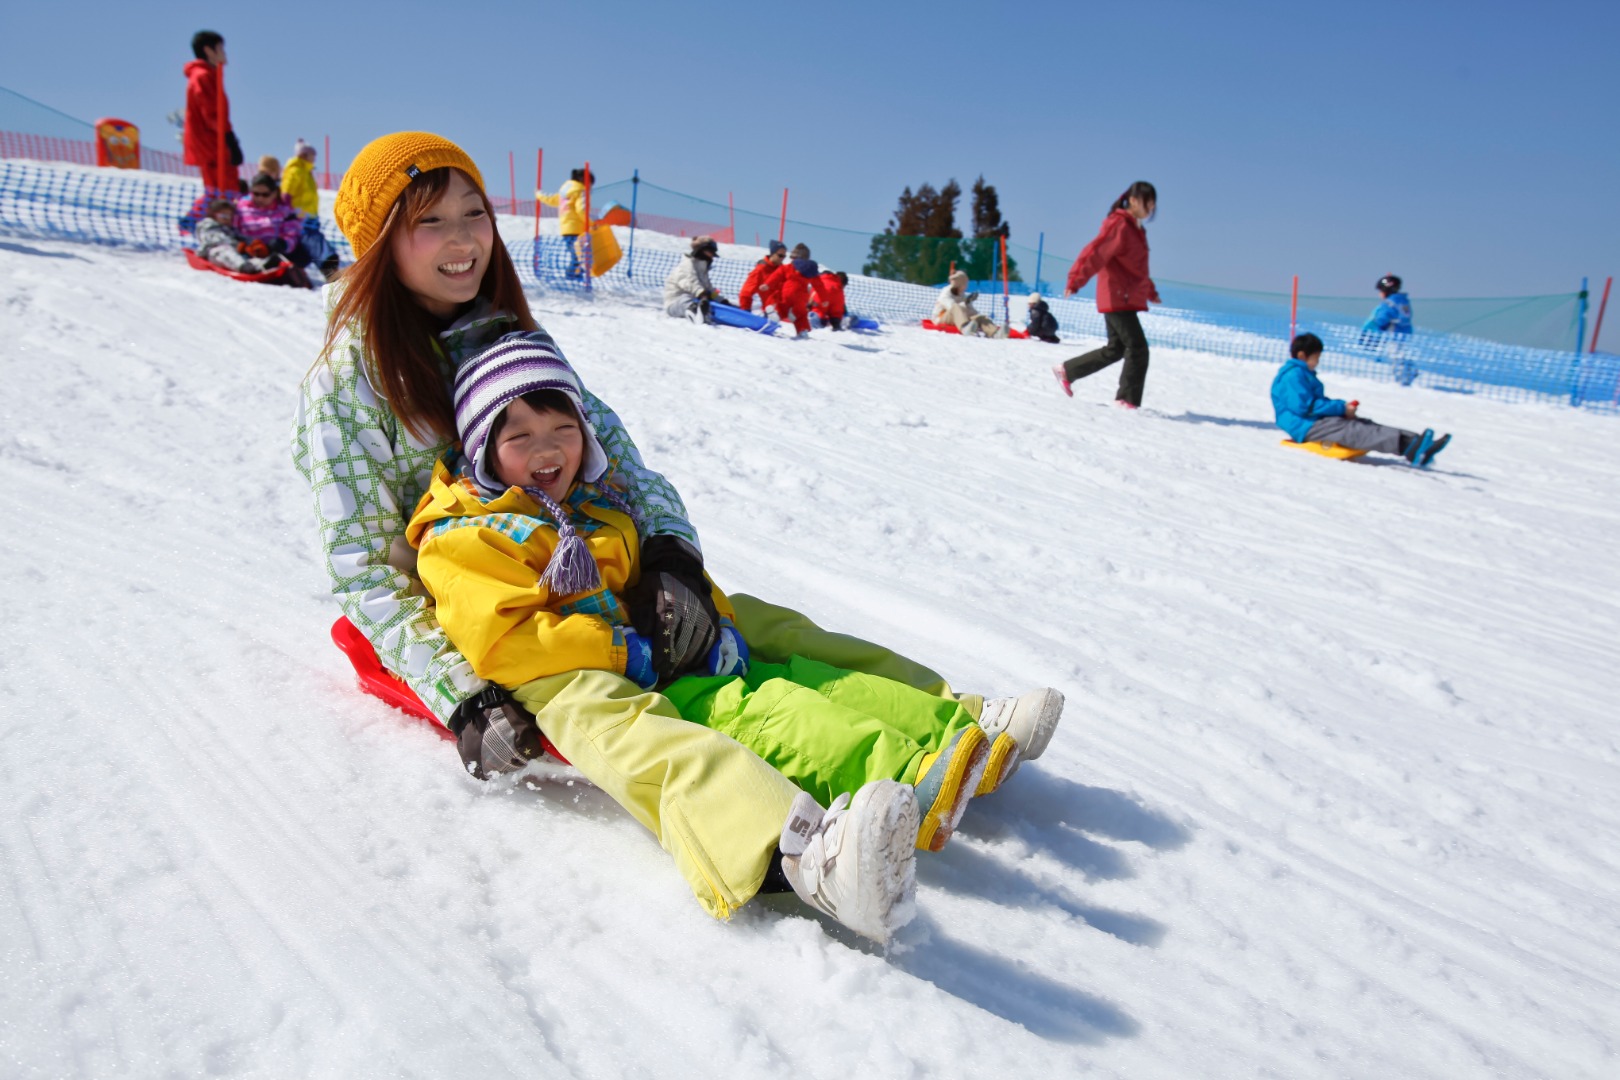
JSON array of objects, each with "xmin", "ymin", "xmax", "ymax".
[{"xmin": 2, "ymin": 237, "xmax": 1617, "ymax": 1079}]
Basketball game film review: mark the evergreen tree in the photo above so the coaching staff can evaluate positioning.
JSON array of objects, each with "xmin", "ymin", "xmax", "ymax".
[
  {"xmin": 864, "ymin": 177, "xmax": 1017, "ymax": 285},
  {"xmin": 959, "ymin": 176, "xmax": 1021, "ymax": 284}
]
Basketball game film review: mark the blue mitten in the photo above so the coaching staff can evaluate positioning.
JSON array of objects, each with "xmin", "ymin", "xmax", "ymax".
[
  {"xmin": 705, "ymin": 623, "xmax": 750, "ymax": 678},
  {"xmin": 622, "ymin": 630, "xmax": 658, "ymax": 689}
]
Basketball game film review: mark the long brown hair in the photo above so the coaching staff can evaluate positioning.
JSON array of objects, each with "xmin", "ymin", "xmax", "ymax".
[{"xmin": 320, "ymin": 166, "xmax": 537, "ymax": 443}]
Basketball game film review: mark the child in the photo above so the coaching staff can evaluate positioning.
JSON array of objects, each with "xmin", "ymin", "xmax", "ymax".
[
  {"xmin": 738, "ymin": 240, "xmax": 786, "ymax": 315},
  {"xmin": 537, "ymin": 166, "xmax": 592, "ymax": 279},
  {"xmin": 257, "ymin": 154, "xmax": 282, "ymax": 183},
  {"xmin": 194, "ymin": 197, "xmax": 299, "ymax": 280},
  {"xmin": 409, "ymin": 331, "xmax": 1063, "ymax": 842},
  {"xmin": 1025, "ymin": 293, "xmax": 1061, "ymax": 344},
  {"xmin": 182, "ymin": 30, "xmax": 238, "ymax": 195},
  {"xmin": 1361, "ymin": 273, "xmax": 1417, "ymax": 386},
  {"xmin": 281, "ymin": 138, "xmax": 320, "ymax": 217},
  {"xmin": 663, "ymin": 235, "xmax": 729, "ymax": 322},
  {"xmin": 934, "ymin": 269, "xmax": 1006, "ymax": 338},
  {"xmin": 767, "ymin": 243, "xmax": 819, "ymax": 338},
  {"xmin": 1273, "ymin": 332, "xmax": 1451, "ymax": 466},
  {"xmin": 811, "ymin": 269, "xmax": 848, "ymax": 330}
]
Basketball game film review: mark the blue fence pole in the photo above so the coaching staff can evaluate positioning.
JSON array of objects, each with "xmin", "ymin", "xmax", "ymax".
[
  {"xmin": 1035, "ymin": 231, "xmax": 1045, "ymax": 294},
  {"xmin": 1576, "ymin": 277, "xmax": 1588, "ymax": 358},
  {"xmin": 626, "ymin": 169, "xmax": 640, "ymax": 282}
]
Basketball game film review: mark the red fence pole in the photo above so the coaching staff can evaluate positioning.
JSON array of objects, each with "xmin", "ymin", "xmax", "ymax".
[
  {"xmin": 778, "ymin": 188, "xmax": 788, "ymax": 244},
  {"xmin": 1290, "ymin": 274, "xmax": 1299, "ymax": 342},
  {"xmin": 1000, "ymin": 234, "xmax": 1010, "ymax": 325},
  {"xmin": 582, "ymin": 159, "xmax": 593, "ymax": 292},
  {"xmin": 1591, "ymin": 276, "xmax": 1612, "ymax": 354},
  {"xmin": 541, "ymin": 146, "xmax": 554, "ymax": 239}
]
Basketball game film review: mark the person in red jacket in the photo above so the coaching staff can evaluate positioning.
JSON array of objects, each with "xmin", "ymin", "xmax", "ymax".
[
  {"xmin": 738, "ymin": 239, "xmax": 786, "ymax": 314},
  {"xmin": 767, "ymin": 243, "xmax": 819, "ymax": 338},
  {"xmin": 183, "ymin": 30, "xmax": 241, "ymax": 195},
  {"xmin": 1057, "ymin": 181, "xmax": 1161, "ymax": 408},
  {"xmin": 812, "ymin": 270, "xmax": 848, "ymax": 330}
]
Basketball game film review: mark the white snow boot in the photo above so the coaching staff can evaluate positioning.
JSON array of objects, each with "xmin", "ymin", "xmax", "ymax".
[
  {"xmin": 976, "ymin": 688, "xmax": 1064, "ymax": 783},
  {"xmin": 779, "ymin": 780, "xmax": 919, "ymax": 945}
]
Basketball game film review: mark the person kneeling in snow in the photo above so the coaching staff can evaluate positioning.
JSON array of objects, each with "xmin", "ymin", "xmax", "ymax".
[
  {"xmin": 195, "ymin": 198, "xmax": 307, "ymax": 284},
  {"xmin": 1273, "ymin": 333, "xmax": 1451, "ymax": 467},
  {"xmin": 934, "ymin": 269, "xmax": 1006, "ymax": 338},
  {"xmin": 738, "ymin": 239, "xmax": 786, "ymax": 316},
  {"xmin": 811, "ymin": 268, "xmax": 848, "ymax": 330},
  {"xmin": 663, "ymin": 235, "xmax": 730, "ymax": 323},
  {"xmin": 405, "ymin": 333, "xmax": 1065, "ymax": 942},
  {"xmin": 1025, "ymin": 294, "xmax": 1061, "ymax": 343}
]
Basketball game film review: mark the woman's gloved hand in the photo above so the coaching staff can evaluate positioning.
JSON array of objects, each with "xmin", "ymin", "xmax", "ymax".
[
  {"xmin": 449, "ymin": 686, "xmax": 542, "ymax": 780},
  {"xmin": 625, "ymin": 535, "xmax": 720, "ymax": 681}
]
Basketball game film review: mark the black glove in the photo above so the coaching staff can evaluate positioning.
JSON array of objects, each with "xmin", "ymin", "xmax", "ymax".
[
  {"xmin": 225, "ymin": 129, "xmax": 244, "ymax": 167},
  {"xmin": 449, "ymin": 686, "xmax": 542, "ymax": 780},
  {"xmin": 625, "ymin": 535, "xmax": 720, "ymax": 681},
  {"xmin": 267, "ymin": 238, "xmax": 288, "ymax": 255}
]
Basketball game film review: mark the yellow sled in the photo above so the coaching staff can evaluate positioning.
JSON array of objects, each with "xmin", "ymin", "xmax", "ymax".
[
  {"xmin": 1281, "ymin": 439, "xmax": 1368, "ymax": 460},
  {"xmin": 585, "ymin": 222, "xmax": 621, "ymax": 276}
]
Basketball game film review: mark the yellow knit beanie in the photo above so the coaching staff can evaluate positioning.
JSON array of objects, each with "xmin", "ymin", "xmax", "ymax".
[{"xmin": 334, "ymin": 132, "xmax": 485, "ymax": 260}]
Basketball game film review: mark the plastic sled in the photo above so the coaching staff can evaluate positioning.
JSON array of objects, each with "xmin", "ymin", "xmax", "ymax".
[
  {"xmin": 1281, "ymin": 439, "xmax": 1368, "ymax": 460},
  {"xmin": 920, "ymin": 318, "xmax": 1027, "ymax": 339},
  {"xmin": 595, "ymin": 203, "xmax": 632, "ymax": 227},
  {"xmin": 849, "ymin": 316, "xmax": 881, "ymax": 331},
  {"xmin": 183, "ymin": 247, "xmax": 292, "ymax": 285},
  {"xmin": 329, "ymin": 616, "xmax": 568, "ymax": 763},
  {"xmin": 709, "ymin": 302, "xmax": 779, "ymax": 334}
]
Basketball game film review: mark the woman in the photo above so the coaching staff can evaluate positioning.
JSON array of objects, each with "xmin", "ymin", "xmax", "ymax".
[
  {"xmin": 1057, "ymin": 181, "xmax": 1161, "ymax": 408},
  {"xmin": 291, "ymin": 132, "xmax": 1062, "ymax": 942}
]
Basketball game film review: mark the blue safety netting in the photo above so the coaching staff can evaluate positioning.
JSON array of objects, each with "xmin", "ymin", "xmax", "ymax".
[{"xmin": 4, "ymin": 157, "xmax": 1615, "ymax": 414}]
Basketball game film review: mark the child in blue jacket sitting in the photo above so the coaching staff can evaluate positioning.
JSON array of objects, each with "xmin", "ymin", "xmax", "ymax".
[{"xmin": 1272, "ymin": 333, "xmax": 1451, "ymax": 466}]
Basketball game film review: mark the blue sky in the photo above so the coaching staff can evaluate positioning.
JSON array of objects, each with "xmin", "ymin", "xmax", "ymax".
[{"xmin": 2, "ymin": 0, "xmax": 1615, "ymax": 297}]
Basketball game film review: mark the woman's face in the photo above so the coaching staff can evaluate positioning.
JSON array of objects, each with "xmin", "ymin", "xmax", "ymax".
[
  {"xmin": 391, "ymin": 169, "xmax": 493, "ymax": 320},
  {"xmin": 492, "ymin": 397, "xmax": 584, "ymax": 502},
  {"xmin": 1128, "ymin": 194, "xmax": 1156, "ymax": 221}
]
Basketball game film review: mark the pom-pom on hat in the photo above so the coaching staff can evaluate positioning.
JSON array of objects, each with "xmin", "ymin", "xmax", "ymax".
[
  {"xmin": 334, "ymin": 131, "xmax": 485, "ymax": 260},
  {"xmin": 453, "ymin": 331, "xmax": 607, "ymax": 494}
]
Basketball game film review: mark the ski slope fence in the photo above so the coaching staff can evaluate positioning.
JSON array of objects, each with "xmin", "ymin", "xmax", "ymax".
[{"xmin": 3, "ymin": 157, "xmax": 1616, "ymax": 414}]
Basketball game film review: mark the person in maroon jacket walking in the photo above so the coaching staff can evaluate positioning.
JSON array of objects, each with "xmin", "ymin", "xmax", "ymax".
[
  {"xmin": 183, "ymin": 30, "xmax": 240, "ymax": 195},
  {"xmin": 1056, "ymin": 181, "xmax": 1161, "ymax": 408}
]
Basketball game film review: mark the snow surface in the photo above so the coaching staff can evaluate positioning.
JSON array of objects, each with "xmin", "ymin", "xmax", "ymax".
[{"xmin": 2, "ymin": 236, "xmax": 1618, "ymax": 1079}]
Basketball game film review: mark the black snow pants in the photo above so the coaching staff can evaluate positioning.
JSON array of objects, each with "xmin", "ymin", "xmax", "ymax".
[{"xmin": 1060, "ymin": 310, "xmax": 1150, "ymax": 407}]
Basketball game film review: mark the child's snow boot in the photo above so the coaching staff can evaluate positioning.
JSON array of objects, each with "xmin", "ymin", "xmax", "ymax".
[
  {"xmin": 778, "ymin": 781, "xmax": 919, "ymax": 945},
  {"xmin": 912, "ymin": 724, "xmax": 990, "ymax": 851},
  {"xmin": 975, "ymin": 732, "xmax": 1021, "ymax": 797},
  {"xmin": 976, "ymin": 688, "xmax": 1065, "ymax": 784},
  {"xmin": 1403, "ymin": 428, "xmax": 1434, "ymax": 465},
  {"xmin": 1421, "ymin": 432, "xmax": 1451, "ymax": 467}
]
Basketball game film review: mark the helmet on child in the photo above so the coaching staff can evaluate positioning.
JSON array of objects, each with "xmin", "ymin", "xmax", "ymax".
[{"xmin": 1377, "ymin": 274, "xmax": 1402, "ymax": 296}]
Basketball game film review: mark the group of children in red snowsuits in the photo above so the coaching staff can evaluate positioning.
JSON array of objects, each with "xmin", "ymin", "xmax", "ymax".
[{"xmin": 737, "ymin": 240, "xmax": 849, "ymax": 337}]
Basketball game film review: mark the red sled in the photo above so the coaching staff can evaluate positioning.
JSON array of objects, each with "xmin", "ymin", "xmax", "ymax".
[
  {"xmin": 183, "ymin": 247, "xmax": 294, "ymax": 285},
  {"xmin": 329, "ymin": 616, "xmax": 568, "ymax": 763},
  {"xmin": 920, "ymin": 318, "xmax": 1027, "ymax": 339}
]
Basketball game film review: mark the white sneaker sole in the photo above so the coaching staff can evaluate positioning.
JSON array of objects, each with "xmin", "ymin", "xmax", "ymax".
[
  {"xmin": 845, "ymin": 780, "xmax": 920, "ymax": 943},
  {"xmin": 1016, "ymin": 688, "xmax": 1064, "ymax": 760}
]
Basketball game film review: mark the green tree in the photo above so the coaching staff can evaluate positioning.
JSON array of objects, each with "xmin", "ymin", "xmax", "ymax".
[
  {"xmin": 958, "ymin": 176, "xmax": 1021, "ymax": 284},
  {"xmin": 863, "ymin": 180, "xmax": 965, "ymax": 285}
]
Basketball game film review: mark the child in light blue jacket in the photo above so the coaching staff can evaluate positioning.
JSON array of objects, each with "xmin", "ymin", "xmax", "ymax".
[{"xmin": 1272, "ymin": 333, "xmax": 1451, "ymax": 466}]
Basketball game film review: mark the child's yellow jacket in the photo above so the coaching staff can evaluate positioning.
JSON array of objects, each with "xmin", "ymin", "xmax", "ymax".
[{"xmin": 405, "ymin": 460, "xmax": 732, "ymax": 688}]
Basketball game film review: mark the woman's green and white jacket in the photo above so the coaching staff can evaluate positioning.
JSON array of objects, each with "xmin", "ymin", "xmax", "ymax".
[{"xmin": 292, "ymin": 294, "xmax": 700, "ymax": 724}]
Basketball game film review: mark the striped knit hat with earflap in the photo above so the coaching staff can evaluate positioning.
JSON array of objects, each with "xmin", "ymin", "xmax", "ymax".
[{"xmin": 454, "ymin": 331, "xmax": 611, "ymax": 596}]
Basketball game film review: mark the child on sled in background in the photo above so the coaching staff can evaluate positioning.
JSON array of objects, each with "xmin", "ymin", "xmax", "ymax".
[
  {"xmin": 1273, "ymin": 333, "xmax": 1450, "ymax": 466},
  {"xmin": 767, "ymin": 243, "xmax": 820, "ymax": 337},
  {"xmin": 405, "ymin": 333, "xmax": 1064, "ymax": 936},
  {"xmin": 194, "ymin": 198, "xmax": 308, "ymax": 284}
]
